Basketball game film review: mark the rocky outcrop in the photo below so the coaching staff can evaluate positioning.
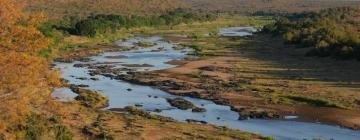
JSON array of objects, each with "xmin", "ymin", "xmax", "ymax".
[
  {"xmin": 166, "ymin": 98, "xmax": 207, "ymax": 113},
  {"xmin": 186, "ymin": 119, "xmax": 207, "ymax": 124},
  {"xmin": 232, "ymin": 107, "xmax": 283, "ymax": 120}
]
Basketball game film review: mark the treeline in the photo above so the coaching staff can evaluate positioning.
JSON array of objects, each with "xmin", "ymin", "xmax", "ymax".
[
  {"xmin": 263, "ymin": 7, "xmax": 360, "ymax": 60},
  {"xmin": 50, "ymin": 8, "xmax": 217, "ymax": 37}
]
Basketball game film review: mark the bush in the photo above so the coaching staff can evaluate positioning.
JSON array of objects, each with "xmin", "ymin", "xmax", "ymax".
[
  {"xmin": 25, "ymin": 114, "xmax": 74, "ymax": 140},
  {"xmin": 54, "ymin": 125, "xmax": 74, "ymax": 140},
  {"xmin": 25, "ymin": 114, "xmax": 45, "ymax": 140}
]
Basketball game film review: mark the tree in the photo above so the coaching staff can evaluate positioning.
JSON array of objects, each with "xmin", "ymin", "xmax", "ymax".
[
  {"xmin": 0, "ymin": 0, "xmax": 61, "ymax": 138},
  {"xmin": 264, "ymin": 7, "xmax": 360, "ymax": 60}
]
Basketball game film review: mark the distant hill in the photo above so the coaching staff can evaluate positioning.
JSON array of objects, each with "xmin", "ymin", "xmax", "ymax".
[
  {"xmin": 20, "ymin": 0, "xmax": 185, "ymax": 19},
  {"xmin": 180, "ymin": 0, "xmax": 360, "ymax": 14},
  {"xmin": 20, "ymin": 0, "xmax": 360, "ymax": 19}
]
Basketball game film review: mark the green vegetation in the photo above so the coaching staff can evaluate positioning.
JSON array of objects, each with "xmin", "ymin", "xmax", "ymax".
[
  {"xmin": 124, "ymin": 106, "xmax": 166, "ymax": 120},
  {"xmin": 230, "ymin": 82, "xmax": 274, "ymax": 93},
  {"xmin": 53, "ymin": 8, "xmax": 217, "ymax": 37},
  {"xmin": 25, "ymin": 114, "xmax": 45, "ymax": 140},
  {"xmin": 259, "ymin": 92, "xmax": 348, "ymax": 109},
  {"xmin": 70, "ymin": 86, "xmax": 109, "ymax": 109},
  {"xmin": 128, "ymin": 16, "xmax": 272, "ymax": 37},
  {"xmin": 25, "ymin": 114, "xmax": 73, "ymax": 140},
  {"xmin": 136, "ymin": 41, "xmax": 157, "ymax": 47},
  {"xmin": 263, "ymin": 7, "xmax": 360, "ymax": 60},
  {"xmin": 53, "ymin": 125, "xmax": 74, "ymax": 140},
  {"xmin": 166, "ymin": 98, "xmax": 196, "ymax": 110},
  {"xmin": 35, "ymin": 8, "xmax": 219, "ymax": 59},
  {"xmin": 191, "ymin": 71, "xmax": 208, "ymax": 79},
  {"xmin": 166, "ymin": 98, "xmax": 207, "ymax": 112},
  {"xmin": 8, "ymin": 0, "xmax": 357, "ymax": 139},
  {"xmin": 284, "ymin": 95, "xmax": 348, "ymax": 109},
  {"xmin": 173, "ymin": 45, "xmax": 187, "ymax": 50},
  {"xmin": 38, "ymin": 14, "xmax": 271, "ymax": 60}
]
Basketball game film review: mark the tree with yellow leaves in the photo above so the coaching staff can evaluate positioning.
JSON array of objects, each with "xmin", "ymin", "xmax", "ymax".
[{"xmin": 0, "ymin": 0, "xmax": 61, "ymax": 138}]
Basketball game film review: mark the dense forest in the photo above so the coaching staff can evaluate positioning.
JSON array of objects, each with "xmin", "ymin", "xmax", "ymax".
[
  {"xmin": 263, "ymin": 7, "xmax": 360, "ymax": 60},
  {"xmin": 180, "ymin": 0, "xmax": 360, "ymax": 14},
  {"xmin": 68, "ymin": 9, "xmax": 217, "ymax": 37},
  {"xmin": 38, "ymin": 8, "xmax": 216, "ymax": 38}
]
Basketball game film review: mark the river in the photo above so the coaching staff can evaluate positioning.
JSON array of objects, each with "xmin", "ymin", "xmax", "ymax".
[{"xmin": 52, "ymin": 27, "xmax": 360, "ymax": 140}]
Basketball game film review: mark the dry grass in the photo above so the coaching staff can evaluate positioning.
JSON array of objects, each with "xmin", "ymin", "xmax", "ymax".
[
  {"xmin": 181, "ymin": 0, "xmax": 360, "ymax": 13},
  {"xmin": 20, "ymin": 0, "xmax": 184, "ymax": 19}
]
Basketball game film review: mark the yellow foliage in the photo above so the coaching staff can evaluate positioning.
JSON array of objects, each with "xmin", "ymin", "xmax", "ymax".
[
  {"xmin": 0, "ymin": 0, "xmax": 61, "ymax": 135},
  {"xmin": 0, "ymin": 0, "xmax": 23, "ymax": 25},
  {"xmin": 0, "ymin": 0, "xmax": 51, "ymax": 54}
]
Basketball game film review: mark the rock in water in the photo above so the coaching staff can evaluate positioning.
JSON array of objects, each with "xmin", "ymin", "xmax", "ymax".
[{"xmin": 166, "ymin": 98, "xmax": 195, "ymax": 110}]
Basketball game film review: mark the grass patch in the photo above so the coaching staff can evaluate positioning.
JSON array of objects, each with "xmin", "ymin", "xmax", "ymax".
[
  {"xmin": 136, "ymin": 41, "xmax": 157, "ymax": 47},
  {"xmin": 53, "ymin": 125, "xmax": 74, "ymax": 140},
  {"xmin": 283, "ymin": 95, "xmax": 348, "ymax": 109},
  {"xmin": 25, "ymin": 114, "xmax": 74, "ymax": 140},
  {"xmin": 229, "ymin": 81, "xmax": 274, "ymax": 93},
  {"xmin": 190, "ymin": 71, "xmax": 208, "ymax": 79},
  {"xmin": 187, "ymin": 44, "xmax": 206, "ymax": 56},
  {"xmin": 173, "ymin": 45, "xmax": 187, "ymax": 50},
  {"xmin": 70, "ymin": 86, "xmax": 109, "ymax": 109},
  {"xmin": 259, "ymin": 92, "xmax": 348, "ymax": 109}
]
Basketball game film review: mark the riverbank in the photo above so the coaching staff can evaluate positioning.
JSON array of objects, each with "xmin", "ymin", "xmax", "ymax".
[
  {"xmin": 52, "ymin": 27, "xmax": 360, "ymax": 140},
  {"xmin": 50, "ymin": 16, "xmax": 269, "ymax": 62},
  {"xmin": 49, "ymin": 17, "xmax": 278, "ymax": 139},
  {"xmin": 120, "ymin": 33, "xmax": 360, "ymax": 130},
  {"xmin": 50, "ymin": 16, "xmax": 360, "ymax": 138},
  {"xmin": 51, "ymin": 86, "xmax": 266, "ymax": 140}
]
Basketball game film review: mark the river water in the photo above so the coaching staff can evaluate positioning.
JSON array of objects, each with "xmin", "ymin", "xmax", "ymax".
[{"xmin": 53, "ymin": 27, "xmax": 360, "ymax": 140}]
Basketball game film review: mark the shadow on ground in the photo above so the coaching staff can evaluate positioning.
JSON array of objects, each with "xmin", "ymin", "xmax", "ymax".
[{"xmin": 234, "ymin": 34, "xmax": 360, "ymax": 90}]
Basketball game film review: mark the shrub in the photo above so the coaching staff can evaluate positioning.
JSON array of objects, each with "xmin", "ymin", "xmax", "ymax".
[
  {"xmin": 25, "ymin": 114, "xmax": 45, "ymax": 140},
  {"xmin": 53, "ymin": 125, "xmax": 74, "ymax": 140},
  {"xmin": 25, "ymin": 114, "xmax": 74, "ymax": 140}
]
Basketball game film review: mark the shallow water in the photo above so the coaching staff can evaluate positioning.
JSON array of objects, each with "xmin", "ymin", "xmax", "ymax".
[
  {"xmin": 52, "ymin": 87, "xmax": 78, "ymax": 102},
  {"xmin": 54, "ymin": 30, "xmax": 360, "ymax": 140},
  {"xmin": 219, "ymin": 26, "xmax": 257, "ymax": 37}
]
